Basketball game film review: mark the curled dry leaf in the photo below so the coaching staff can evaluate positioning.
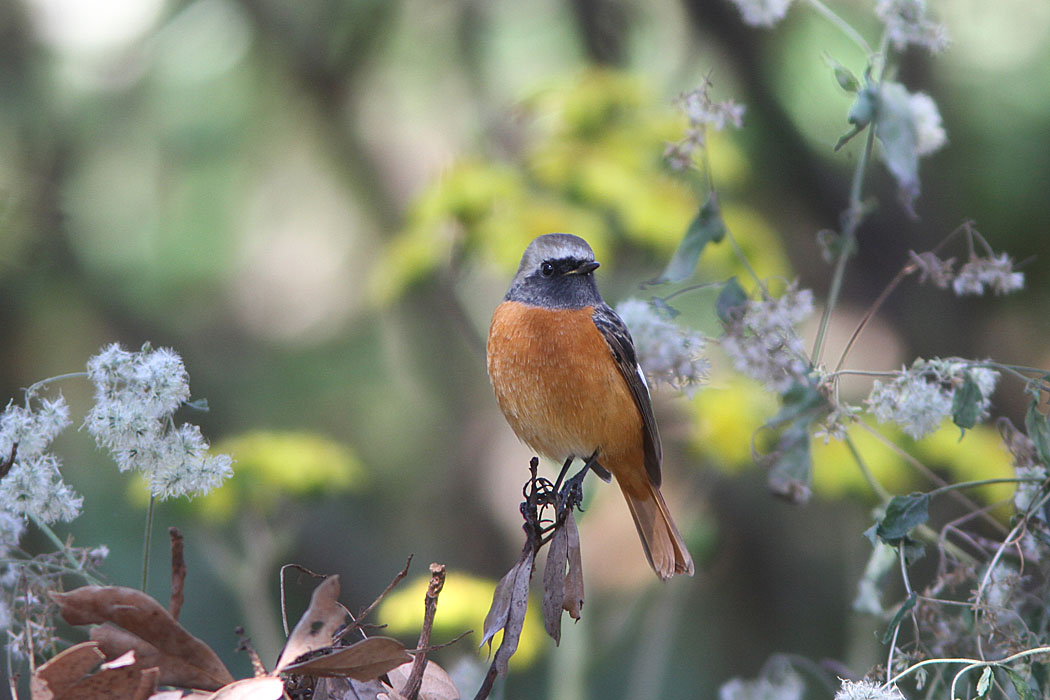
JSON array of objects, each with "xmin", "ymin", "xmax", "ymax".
[
  {"xmin": 205, "ymin": 677, "xmax": 285, "ymax": 700},
  {"xmin": 30, "ymin": 641, "xmax": 159, "ymax": 700},
  {"xmin": 541, "ymin": 523, "xmax": 569, "ymax": 644},
  {"xmin": 386, "ymin": 659, "xmax": 460, "ymax": 700},
  {"xmin": 280, "ymin": 636, "xmax": 412, "ymax": 681},
  {"xmin": 313, "ymin": 677, "xmax": 388, "ymax": 700},
  {"xmin": 275, "ymin": 575, "xmax": 346, "ymax": 672},
  {"xmin": 31, "ymin": 641, "xmax": 106, "ymax": 700},
  {"xmin": 562, "ymin": 511, "xmax": 584, "ymax": 620},
  {"xmin": 50, "ymin": 586, "xmax": 234, "ymax": 691},
  {"xmin": 480, "ymin": 546, "xmax": 535, "ymax": 676}
]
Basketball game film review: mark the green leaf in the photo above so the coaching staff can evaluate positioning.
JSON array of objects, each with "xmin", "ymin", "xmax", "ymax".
[
  {"xmin": 647, "ymin": 193, "xmax": 726, "ymax": 286},
  {"xmin": 767, "ymin": 381, "xmax": 826, "ymax": 428},
  {"xmin": 767, "ymin": 421, "xmax": 813, "ymax": 505},
  {"xmin": 1004, "ymin": 667, "xmax": 1036, "ymax": 700},
  {"xmin": 648, "ymin": 296, "xmax": 680, "ymax": 319},
  {"xmin": 951, "ymin": 372, "xmax": 982, "ymax": 431},
  {"xmin": 875, "ymin": 493, "xmax": 930, "ymax": 545},
  {"xmin": 825, "ymin": 54, "xmax": 860, "ymax": 93},
  {"xmin": 715, "ymin": 276, "xmax": 748, "ymax": 323},
  {"xmin": 1025, "ymin": 400, "xmax": 1050, "ymax": 468},
  {"xmin": 880, "ymin": 591, "xmax": 917, "ymax": 644}
]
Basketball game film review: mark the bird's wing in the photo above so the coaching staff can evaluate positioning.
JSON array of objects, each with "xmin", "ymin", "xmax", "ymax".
[{"xmin": 591, "ymin": 303, "xmax": 662, "ymax": 486}]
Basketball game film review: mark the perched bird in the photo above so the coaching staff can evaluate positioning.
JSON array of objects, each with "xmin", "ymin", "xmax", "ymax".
[{"xmin": 487, "ymin": 233, "xmax": 693, "ymax": 580}]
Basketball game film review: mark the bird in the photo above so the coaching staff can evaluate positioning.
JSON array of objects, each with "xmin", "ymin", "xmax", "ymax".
[{"xmin": 486, "ymin": 233, "xmax": 693, "ymax": 580}]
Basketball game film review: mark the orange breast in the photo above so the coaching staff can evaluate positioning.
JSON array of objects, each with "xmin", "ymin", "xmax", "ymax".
[{"xmin": 487, "ymin": 301, "xmax": 647, "ymax": 492}]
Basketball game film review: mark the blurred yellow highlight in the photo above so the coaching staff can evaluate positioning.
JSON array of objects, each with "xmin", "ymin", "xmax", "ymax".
[
  {"xmin": 191, "ymin": 430, "xmax": 364, "ymax": 522},
  {"xmin": 378, "ymin": 571, "xmax": 544, "ymax": 669},
  {"xmin": 690, "ymin": 376, "xmax": 1016, "ymax": 510}
]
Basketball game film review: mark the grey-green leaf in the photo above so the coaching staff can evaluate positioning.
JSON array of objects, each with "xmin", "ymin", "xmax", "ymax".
[
  {"xmin": 976, "ymin": 666, "xmax": 993, "ymax": 698},
  {"xmin": 1003, "ymin": 666, "xmax": 1036, "ymax": 700},
  {"xmin": 951, "ymin": 372, "xmax": 982, "ymax": 430},
  {"xmin": 1025, "ymin": 400, "xmax": 1050, "ymax": 469},
  {"xmin": 875, "ymin": 493, "xmax": 930, "ymax": 545},
  {"xmin": 716, "ymin": 276, "xmax": 748, "ymax": 323},
  {"xmin": 648, "ymin": 193, "xmax": 726, "ymax": 286}
]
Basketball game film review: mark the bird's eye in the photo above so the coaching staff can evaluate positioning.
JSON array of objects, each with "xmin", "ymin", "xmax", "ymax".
[{"xmin": 540, "ymin": 261, "xmax": 555, "ymax": 277}]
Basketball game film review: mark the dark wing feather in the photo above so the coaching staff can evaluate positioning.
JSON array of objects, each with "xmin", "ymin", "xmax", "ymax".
[{"xmin": 591, "ymin": 303, "xmax": 662, "ymax": 486}]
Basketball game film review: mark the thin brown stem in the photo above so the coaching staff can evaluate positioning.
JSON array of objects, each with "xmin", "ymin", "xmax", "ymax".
[{"xmin": 401, "ymin": 563, "xmax": 447, "ymax": 700}]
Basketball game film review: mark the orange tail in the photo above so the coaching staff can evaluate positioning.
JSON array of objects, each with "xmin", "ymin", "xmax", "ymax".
[{"xmin": 620, "ymin": 480, "xmax": 694, "ymax": 580}]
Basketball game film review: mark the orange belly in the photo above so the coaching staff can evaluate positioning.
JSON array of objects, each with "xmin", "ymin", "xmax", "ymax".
[{"xmin": 486, "ymin": 301, "xmax": 647, "ymax": 493}]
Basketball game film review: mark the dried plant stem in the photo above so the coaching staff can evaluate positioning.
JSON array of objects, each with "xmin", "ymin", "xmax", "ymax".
[
  {"xmin": 401, "ymin": 563, "xmax": 446, "ymax": 700},
  {"xmin": 169, "ymin": 527, "xmax": 186, "ymax": 620},
  {"xmin": 28, "ymin": 514, "xmax": 102, "ymax": 585},
  {"xmin": 141, "ymin": 495, "xmax": 156, "ymax": 591}
]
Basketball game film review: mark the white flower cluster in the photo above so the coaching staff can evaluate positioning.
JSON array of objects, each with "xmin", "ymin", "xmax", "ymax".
[
  {"xmin": 905, "ymin": 90, "xmax": 947, "ymax": 157},
  {"xmin": 727, "ymin": 0, "xmax": 795, "ymax": 28},
  {"xmin": 834, "ymin": 678, "xmax": 904, "ymax": 700},
  {"xmin": 719, "ymin": 664, "xmax": 803, "ymax": 700},
  {"xmin": 721, "ymin": 283, "xmax": 814, "ymax": 392},
  {"xmin": 84, "ymin": 343, "xmax": 233, "ymax": 500},
  {"xmin": 665, "ymin": 80, "xmax": 746, "ymax": 170},
  {"xmin": 875, "ymin": 0, "xmax": 949, "ymax": 52},
  {"xmin": 952, "ymin": 252, "xmax": 1025, "ymax": 296},
  {"xmin": 615, "ymin": 299, "xmax": 710, "ymax": 397},
  {"xmin": 866, "ymin": 358, "xmax": 999, "ymax": 439},
  {"xmin": 0, "ymin": 396, "xmax": 82, "ymax": 526}
]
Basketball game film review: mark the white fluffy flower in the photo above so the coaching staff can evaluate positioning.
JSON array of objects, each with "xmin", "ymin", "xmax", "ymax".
[
  {"xmin": 616, "ymin": 299, "xmax": 710, "ymax": 397},
  {"xmin": 835, "ymin": 678, "xmax": 904, "ymax": 700},
  {"xmin": 0, "ymin": 510, "xmax": 26, "ymax": 558},
  {"xmin": 907, "ymin": 91, "xmax": 947, "ymax": 156},
  {"xmin": 875, "ymin": 0, "xmax": 949, "ymax": 52},
  {"xmin": 84, "ymin": 343, "xmax": 232, "ymax": 500},
  {"xmin": 0, "ymin": 454, "xmax": 83, "ymax": 523},
  {"xmin": 727, "ymin": 0, "xmax": 795, "ymax": 27},
  {"xmin": 721, "ymin": 283, "xmax": 814, "ymax": 392},
  {"xmin": 952, "ymin": 253, "xmax": 1025, "ymax": 296},
  {"xmin": 866, "ymin": 359, "xmax": 999, "ymax": 439},
  {"xmin": 0, "ymin": 396, "xmax": 81, "ymax": 524}
]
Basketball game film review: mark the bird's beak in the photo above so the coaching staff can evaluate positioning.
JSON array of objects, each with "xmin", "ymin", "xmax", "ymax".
[{"xmin": 569, "ymin": 261, "xmax": 600, "ymax": 275}]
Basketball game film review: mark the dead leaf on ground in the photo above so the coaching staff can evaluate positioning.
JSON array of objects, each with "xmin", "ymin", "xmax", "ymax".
[
  {"xmin": 313, "ymin": 677, "xmax": 387, "ymax": 700},
  {"xmin": 562, "ymin": 511, "xmax": 584, "ymax": 621},
  {"xmin": 30, "ymin": 642, "xmax": 159, "ymax": 700},
  {"xmin": 50, "ymin": 586, "xmax": 234, "ymax": 691},
  {"xmin": 204, "ymin": 677, "xmax": 285, "ymax": 700},
  {"xmin": 385, "ymin": 659, "xmax": 459, "ymax": 700},
  {"xmin": 479, "ymin": 546, "xmax": 534, "ymax": 676},
  {"xmin": 275, "ymin": 575, "xmax": 346, "ymax": 672},
  {"xmin": 280, "ymin": 636, "xmax": 411, "ymax": 681},
  {"xmin": 31, "ymin": 641, "xmax": 106, "ymax": 700}
]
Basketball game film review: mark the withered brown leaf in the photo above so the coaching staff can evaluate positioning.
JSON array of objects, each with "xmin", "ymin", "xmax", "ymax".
[
  {"xmin": 541, "ymin": 523, "xmax": 568, "ymax": 644},
  {"xmin": 275, "ymin": 575, "xmax": 346, "ymax": 672},
  {"xmin": 279, "ymin": 636, "xmax": 411, "ymax": 681},
  {"xmin": 562, "ymin": 511, "xmax": 584, "ymax": 621},
  {"xmin": 385, "ymin": 659, "xmax": 459, "ymax": 700},
  {"xmin": 50, "ymin": 586, "xmax": 234, "ymax": 691},
  {"xmin": 204, "ymin": 677, "xmax": 285, "ymax": 700},
  {"xmin": 30, "ymin": 642, "xmax": 159, "ymax": 700},
  {"xmin": 31, "ymin": 641, "xmax": 106, "ymax": 700},
  {"xmin": 480, "ymin": 546, "xmax": 534, "ymax": 676}
]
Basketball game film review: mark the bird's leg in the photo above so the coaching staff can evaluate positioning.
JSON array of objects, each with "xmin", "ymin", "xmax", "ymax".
[
  {"xmin": 557, "ymin": 449, "xmax": 600, "ymax": 523},
  {"xmin": 551, "ymin": 455, "xmax": 576, "ymax": 494}
]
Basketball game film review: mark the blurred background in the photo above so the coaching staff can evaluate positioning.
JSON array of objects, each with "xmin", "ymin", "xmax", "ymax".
[{"xmin": 1, "ymin": 0, "xmax": 1049, "ymax": 697}]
